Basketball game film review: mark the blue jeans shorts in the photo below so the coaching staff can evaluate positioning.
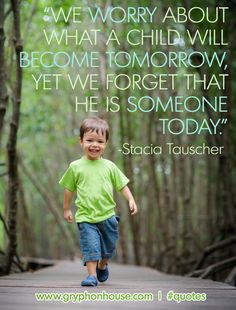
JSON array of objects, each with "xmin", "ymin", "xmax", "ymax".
[{"xmin": 77, "ymin": 215, "xmax": 119, "ymax": 265}]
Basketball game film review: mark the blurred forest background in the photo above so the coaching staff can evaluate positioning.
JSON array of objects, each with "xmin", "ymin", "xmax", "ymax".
[{"xmin": 0, "ymin": 0, "xmax": 236, "ymax": 285}]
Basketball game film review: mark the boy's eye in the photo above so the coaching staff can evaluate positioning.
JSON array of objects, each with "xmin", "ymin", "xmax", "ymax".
[{"xmin": 98, "ymin": 140, "xmax": 104, "ymax": 143}]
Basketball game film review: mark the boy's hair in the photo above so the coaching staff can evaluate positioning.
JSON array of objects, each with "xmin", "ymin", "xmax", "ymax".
[{"xmin": 80, "ymin": 117, "xmax": 109, "ymax": 141}]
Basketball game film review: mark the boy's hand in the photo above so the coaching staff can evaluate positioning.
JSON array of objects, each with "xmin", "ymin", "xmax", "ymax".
[
  {"xmin": 64, "ymin": 209, "xmax": 73, "ymax": 223},
  {"xmin": 129, "ymin": 199, "xmax": 138, "ymax": 216}
]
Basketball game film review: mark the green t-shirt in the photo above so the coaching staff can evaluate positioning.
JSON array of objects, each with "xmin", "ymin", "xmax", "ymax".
[{"xmin": 59, "ymin": 156, "xmax": 129, "ymax": 223}]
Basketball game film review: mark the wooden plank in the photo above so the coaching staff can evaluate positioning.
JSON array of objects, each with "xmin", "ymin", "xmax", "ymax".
[{"xmin": 0, "ymin": 260, "xmax": 235, "ymax": 309}]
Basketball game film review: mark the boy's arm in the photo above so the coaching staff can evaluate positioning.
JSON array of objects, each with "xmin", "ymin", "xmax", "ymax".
[
  {"xmin": 63, "ymin": 189, "xmax": 74, "ymax": 223},
  {"xmin": 120, "ymin": 185, "xmax": 138, "ymax": 216}
]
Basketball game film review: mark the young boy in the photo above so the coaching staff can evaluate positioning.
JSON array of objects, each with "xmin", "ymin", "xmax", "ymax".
[{"xmin": 59, "ymin": 117, "xmax": 138, "ymax": 287}]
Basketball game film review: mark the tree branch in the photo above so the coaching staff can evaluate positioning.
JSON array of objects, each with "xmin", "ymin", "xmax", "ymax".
[
  {"xmin": 200, "ymin": 256, "xmax": 236, "ymax": 279},
  {"xmin": 192, "ymin": 236, "xmax": 236, "ymax": 271}
]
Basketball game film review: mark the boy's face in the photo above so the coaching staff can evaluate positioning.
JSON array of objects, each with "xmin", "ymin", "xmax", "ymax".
[{"xmin": 80, "ymin": 130, "xmax": 107, "ymax": 160}]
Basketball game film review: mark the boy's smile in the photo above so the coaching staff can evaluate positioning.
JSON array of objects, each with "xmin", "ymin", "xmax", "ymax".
[{"xmin": 80, "ymin": 130, "xmax": 107, "ymax": 160}]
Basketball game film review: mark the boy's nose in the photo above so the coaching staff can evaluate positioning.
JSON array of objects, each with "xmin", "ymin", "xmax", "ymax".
[{"xmin": 91, "ymin": 141, "xmax": 98, "ymax": 147}]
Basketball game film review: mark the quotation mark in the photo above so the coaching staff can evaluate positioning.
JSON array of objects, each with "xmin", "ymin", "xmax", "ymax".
[
  {"xmin": 44, "ymin": 7, "xmax": 51, "ymax": 14},
  {"xmin": 43, "ymin": 7, "xmax": 52, "ymax": 21},
  {"xmin": 219, "ymin": 118, "xmax": 227, "ymax": 134}
]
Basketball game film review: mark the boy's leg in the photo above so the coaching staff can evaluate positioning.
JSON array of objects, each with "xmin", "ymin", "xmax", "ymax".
[
  {"xmin": 78, "ymin": 222, "xmax": 101, "ymax": 264},
  {"xmin": 81, "ymin": 261, "xmax": 98, "ymax": 286},
  {"xmin": 98, "ymin": 215, "xmax": 119, "ymax": 262},
  {"xmin": 77, "ymin": 222, "xmax": 102, "ymax": 286},
  {"xmin": 96, "ymin": 258, "xmax": 109, "ymax": 282},
  {"xmin": 98, "ymin": 258, "xmax": 108, "ymax": 270},
  {"xmin": 86, "ymin": 261, "xmax": 97, "ymax": 276},
  {"xmin": 96, "ymin": 216, "xmax": 119, "ymax": 282}
]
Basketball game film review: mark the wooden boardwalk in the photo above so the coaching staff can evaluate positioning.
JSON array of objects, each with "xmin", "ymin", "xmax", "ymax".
[{"xmin": 0, "ymin": 260, "xmax": 235, "ymax": 309}]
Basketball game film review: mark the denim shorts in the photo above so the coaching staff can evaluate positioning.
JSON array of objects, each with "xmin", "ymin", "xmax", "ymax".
[{"xmin": 77, "ymin": 215, "xmax": 119, "ymax": 265}]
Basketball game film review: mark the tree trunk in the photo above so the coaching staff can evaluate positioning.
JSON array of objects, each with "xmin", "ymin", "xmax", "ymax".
[
  {"xmin": 18, "ymin": 176, "xmax": 37, "ymax": 257},
  {"xmin": 170, "ymin": 142, "xmax": 179, "ymax": 259},
  {"xmin": 218, "ymin": 47, "xmax": 235, "ymax": 234},
  {"xmin": 206, "ymin": 145, "xmax": 215, "ymax": 243},
  {"xmin": 146, "ymin": 113, "xmax": 162, "ymax": 267},
  {"xmin": 117, "ymin": 89, "xmax": 131, "ymax": 264},
  {"xmin": 123, "ymin": 80, "xmax": 141, "ymax": 266},
  {"xmin": 5, "ymin": 0, "xmax": 23, "ymax": 274},
  {"xmin": 0, "ymin": 0, "xmax": 9, "ymax": 143}
]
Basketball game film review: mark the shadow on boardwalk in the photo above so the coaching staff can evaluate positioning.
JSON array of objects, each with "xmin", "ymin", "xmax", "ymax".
[{"xmin": 0, "ymin": 260, "xmax": 236, "ymax": 310}]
